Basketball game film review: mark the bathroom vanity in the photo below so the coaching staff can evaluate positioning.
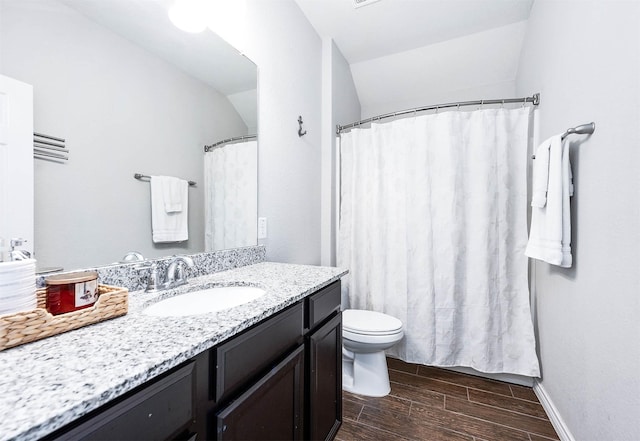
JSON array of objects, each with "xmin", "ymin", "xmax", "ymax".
[{"xmin": 0, "ymin": 262, "xmax": 346, "ymax": 441}]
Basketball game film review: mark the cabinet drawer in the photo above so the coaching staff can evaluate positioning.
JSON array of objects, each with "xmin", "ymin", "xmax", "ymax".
[
  {"xmin": 306, "ymin": 281, "xmax": 341, "ymax": 330},
  {"xmin": 213, "ymin": 302, "xmax": 303, "ymax": 403},
  {"xmin": 51, "ymin": 362, "xmax": 195, "ymax": 441}
]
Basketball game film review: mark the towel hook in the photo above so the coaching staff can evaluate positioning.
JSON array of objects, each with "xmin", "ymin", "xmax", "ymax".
[{"xmin": 298, "ymin": 116, "xmax": 307, "ymax": 137}]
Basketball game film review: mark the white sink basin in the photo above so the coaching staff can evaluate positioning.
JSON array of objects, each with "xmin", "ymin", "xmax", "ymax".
[{"xmin": 143, "ymin": 286, "xmax": 266, "ymax": 317}]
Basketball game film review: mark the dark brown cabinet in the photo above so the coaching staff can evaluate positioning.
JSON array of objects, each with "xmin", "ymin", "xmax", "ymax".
[
  {"xmin": 307, "ymin": 313, "xmax": 342, "ymax": 441},
  {"xmin": 212, "ymin": 302, "xmax": 304, "ymax": 404},
  {"xmin": 47, "ymin": 362, "xmax": 196, "ymax": 441},
  {"xmin": 48, "ymin": 281, "xmax": 342, "ymax": 441},
  {"xmin": 215, "ymin": 345, "xmax": 305, "ymax": 440},
  {"xmin": 214, "ymin": 281, "xmax": 342, "ymax": 441}
]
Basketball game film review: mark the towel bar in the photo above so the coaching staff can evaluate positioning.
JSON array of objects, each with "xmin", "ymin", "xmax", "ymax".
[
  {"xmin": 134, "ymin": 173, "xmax": 196, "ymax": 186},
  {"xmin": 532, "ymin": 122, "xmax": 595, "ymax": 159},
  {"xmin": 561, "ymin": 122, "xmax": 595, "ymax": 140}
]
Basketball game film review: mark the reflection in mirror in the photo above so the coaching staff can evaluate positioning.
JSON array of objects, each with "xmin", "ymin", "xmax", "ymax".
[
  {"xmin": 204, "ymin": 136, "xmax": 257, "ymax": 251},
  {"xmin": 0, "ymin": 0, "xmax": 258, "ymax": 271}
]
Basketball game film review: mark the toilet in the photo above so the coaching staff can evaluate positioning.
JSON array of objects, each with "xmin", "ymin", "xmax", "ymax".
[{"xmin": 342, "ymin": 309, "xmax": 404, "ymax": 397}]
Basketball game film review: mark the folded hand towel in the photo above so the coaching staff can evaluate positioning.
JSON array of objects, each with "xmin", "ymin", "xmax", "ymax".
[
  {"xmin": 531, "ymin": 136, "xmax": 559, "ymax": 208},
  {"xmin": 560, "ymin": 142, "xmax": 573, "ymax": 267},
  {"xmin": 161, "ymin": 176, "xmax": 186, "ymax": 213},
  {"xmin": 525, "ymin": 135, "xmax": 573, "ymax": 267},
  {"xmin": 150, "ymin": 176, "xmax": 189, "ymax": 243}
]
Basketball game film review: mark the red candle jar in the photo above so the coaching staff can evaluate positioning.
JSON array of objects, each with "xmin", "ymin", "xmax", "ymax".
[{"xmin": 45, "ymin": 271, "xmax": 99, "ymax": 315}]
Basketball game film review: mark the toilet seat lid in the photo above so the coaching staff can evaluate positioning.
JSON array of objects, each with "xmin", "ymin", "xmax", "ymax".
[{"xmin": 343, "ymin": 309, "xmax": 403, "ymax": 335}]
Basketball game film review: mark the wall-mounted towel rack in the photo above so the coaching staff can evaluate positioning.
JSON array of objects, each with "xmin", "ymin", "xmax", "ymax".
[
  {"xmin": 561, "ymin": 122, "xmax": 595, "ymax": 140},
  {"xmin": 532, "ymin": 122, "xmax": 595, "ymax": 159},
  {"xmin": 134, "ymin": 173, "xmax": 196, "ymax": 186},
  {"xmin": 204, "ymin": 134, "xmax": 256, "ymax": 152},
  {"xmin": 33, "ymin": 132, "xmax": 68, "ymax": 161}
]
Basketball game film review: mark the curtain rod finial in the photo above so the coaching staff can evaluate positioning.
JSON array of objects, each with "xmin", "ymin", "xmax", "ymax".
[{"xmin": 533, "ymin": 93, "xmax": 540, "ymax": 105}]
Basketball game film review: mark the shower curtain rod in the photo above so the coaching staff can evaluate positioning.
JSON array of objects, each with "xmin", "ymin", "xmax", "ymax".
[
  {"xmin": 336, "ymin": 93, "xmax": 540, "ymax": 134},
  {"xmin": 204, "ymin": 134, "xmax": 257, "ymax": 152}
]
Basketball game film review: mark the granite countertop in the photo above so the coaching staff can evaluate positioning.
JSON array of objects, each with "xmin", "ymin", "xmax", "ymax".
[{"xmin": 0, "ymin": 262, "xmax": 347, "ymax": 441}]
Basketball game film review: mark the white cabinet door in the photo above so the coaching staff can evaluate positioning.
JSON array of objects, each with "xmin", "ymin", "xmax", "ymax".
[{"xmin": 0, "ymin": 75, "xmax": 34, "ymax": 259}]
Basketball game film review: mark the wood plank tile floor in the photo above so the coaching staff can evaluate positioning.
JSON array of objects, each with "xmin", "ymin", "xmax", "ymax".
[{"xmin": 336, "ymin": 358, "xmax": 559, "ymax": 441}]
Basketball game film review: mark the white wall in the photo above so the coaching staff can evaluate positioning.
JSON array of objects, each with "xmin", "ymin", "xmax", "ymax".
[
  {"xmin": 0, "ymin": 76, "xmax": 33, "ymax": 260},
  {"xmin": 320, "ymin": 39, "xmax": 361, "ymax": 266},
  {"xmin": 516, "ymin": 2, "xmax": 640, "ymax": 440},
  {"xmin": 228, "ymin": 88, "xmax": 259, "ymax": 134},
  {"xmin": 0, "ymin": 0, "xmax": 248, "ymax": 270},
  {"xmin": 351, "ymin": 21, "xmax": 527, "ymax": 118},
  {"xmin": 242, "ymin": 0, "xmax": 324, "ymax": 264}
]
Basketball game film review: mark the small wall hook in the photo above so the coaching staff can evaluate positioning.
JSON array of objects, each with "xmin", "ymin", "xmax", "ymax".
[{"xmin": 298, "ymin": 116, "xmax": 307, "ymax": 137}]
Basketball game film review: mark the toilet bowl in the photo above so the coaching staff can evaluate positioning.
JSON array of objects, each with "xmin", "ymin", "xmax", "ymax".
[{"xmin": 342, "ymin": 309, "xmax": 404, "ymax": 397}]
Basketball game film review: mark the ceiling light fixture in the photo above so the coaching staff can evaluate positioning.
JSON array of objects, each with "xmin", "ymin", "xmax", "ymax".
[{"xmin": 168, "ymin": 0, "xmax": 248, "ymax": 51}]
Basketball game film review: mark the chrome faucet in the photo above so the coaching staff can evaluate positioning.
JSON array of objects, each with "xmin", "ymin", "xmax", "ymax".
[
  {"xmin": 163, "ymin": 255, "xmax": 195, "ymax": 290},
  {"xmin": 134, "ymin": 261, "xmax": 162, "ymax": 293},
  {"xmin": 134, "ymin": 255, "xmax": 195, "ymax": 293}
]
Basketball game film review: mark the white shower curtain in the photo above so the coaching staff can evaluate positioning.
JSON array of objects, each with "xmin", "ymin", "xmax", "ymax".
[
  {"xmin": 338, "ymin": 107, "xmax": 540, "ymax": 377},
  {"xmin": 204, "ymin": 140, "xmax": 257, "ymax": 251}
]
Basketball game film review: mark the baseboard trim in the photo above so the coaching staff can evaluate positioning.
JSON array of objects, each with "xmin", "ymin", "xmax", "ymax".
[{"xmin": 533, "ymin": 380, "xmax": 575, "ymax": 441}]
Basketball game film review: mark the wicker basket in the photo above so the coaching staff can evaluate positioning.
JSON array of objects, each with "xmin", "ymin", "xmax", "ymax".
[{"xmin": 0, "ymin": 284, "xmax": 128, "ymax": 351}]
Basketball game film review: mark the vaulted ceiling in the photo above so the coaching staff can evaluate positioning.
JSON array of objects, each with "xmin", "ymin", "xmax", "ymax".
[
  {"xmin": 295, "ymin": 0, "xmax": 534, "ymax": 116},
  {"xmin": 295, "ymin": 0, "xmax": 533, "ymax": 63}
]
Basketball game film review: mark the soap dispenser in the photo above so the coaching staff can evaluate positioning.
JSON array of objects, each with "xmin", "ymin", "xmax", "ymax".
[{"xmin": 8, "ymin": 238, "xmax": 31, "ymax": 261}]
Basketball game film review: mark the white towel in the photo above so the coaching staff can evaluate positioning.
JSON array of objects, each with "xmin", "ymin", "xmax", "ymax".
[
  {"xmin": 525, "ymin": 135, "xmax": 573, "ymax": 267},
  {"xmin": 560, "ymin": 144, "xmax": 574, "ymax": 267},
  {"xmin": 150, "ymin": 176, "xmax": 189, "ymax": 243},
  {"xmin": 531, "ymin": 136, "xmax": 558, "ymax": 207},
  {"xmin": 162, "ymin": 177, "xmax": 185, "ymax": 213}
]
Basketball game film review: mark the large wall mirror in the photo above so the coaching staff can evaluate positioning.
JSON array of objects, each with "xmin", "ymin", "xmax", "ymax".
[{"xmin": 0, "ymin": 0, "xmax": 258, "ymax": 271}]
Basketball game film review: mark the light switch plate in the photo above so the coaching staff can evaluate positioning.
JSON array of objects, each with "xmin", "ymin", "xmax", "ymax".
[{"xmin": 258, "ymin": 217, "xmax": 267, "ymax": 239}]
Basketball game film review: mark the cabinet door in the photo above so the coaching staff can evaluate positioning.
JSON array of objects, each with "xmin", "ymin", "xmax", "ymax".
[
  {"xmin": 216, "ymin": 345, "xmax": 304, "ymax": 440},
  {"xmin": 307, "ymin": 313, "xmax": 342, "ymax": 441}
]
